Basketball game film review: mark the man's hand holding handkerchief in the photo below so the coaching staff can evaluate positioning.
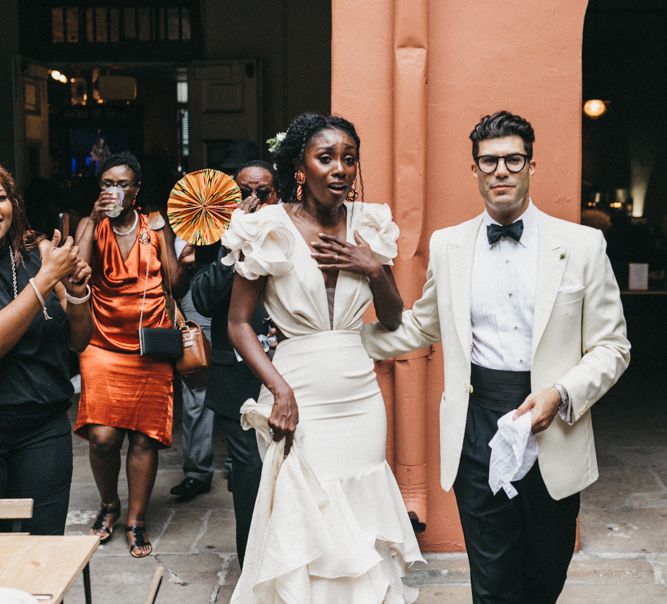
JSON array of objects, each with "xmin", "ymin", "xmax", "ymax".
[{"xmin": 489, "ymin": 411, "xmax": 539, "ymax": 499}]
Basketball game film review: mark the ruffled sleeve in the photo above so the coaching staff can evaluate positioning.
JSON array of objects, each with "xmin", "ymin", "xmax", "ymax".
[
  {"xmin": 220, "ymin": 207, "xmax": 294, "ymax": 280},
  {"xmin": 353, "ymin": 203, "xmax": 400, "ymax": 265}
]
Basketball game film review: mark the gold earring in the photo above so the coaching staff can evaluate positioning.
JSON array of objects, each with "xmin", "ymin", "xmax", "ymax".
[
  {"xmin": 346, "ymin": 181, "xmax": 358, "ymax": 202},
  {"xmin": 295, "ymin": 171, "xmax": 305, "ymax": 202}
]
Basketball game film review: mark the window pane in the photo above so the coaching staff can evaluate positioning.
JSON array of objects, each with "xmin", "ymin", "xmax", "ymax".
[
  {"xmin": 182, "ymin": 109, "xmax": 189, "ymax": 154},
  {"xmin": 95, "ymin": 8, "xmax": 108, "ymax": 43},
  {"xmin": 86, "ymin": 8, "xmax": 94, "ymax": 43},
  {"xmin": 123, "ymin": 7, "xmax": 136, "ymax": 40},
  {"xmin": 138, "ymin": 7, "xmax": 151, "ymax": 41},
  {"xmin": 177, "ymin": 81, "xmax": 188, "ymax": 104},
  {"xmin": 181, "ymin": 9, "xmax": 191, "ymax": 41},
  {"xmin": 66, "ymin": 7, "xmax": 79, "ymax": 43},
  {"xmin": 168, "ymin": 7, "xmax": 180, "ymax": 41},
  {"xmin": 109, "ymin": 8, "xmax": 120, "ymax": 43},
  {"xmin": 52, "ymin": 7, "xmax": 64, "ymax": 43},
  {"xmin": 158, "ymin": 7, "xmax": 166, "ymax": 40}
]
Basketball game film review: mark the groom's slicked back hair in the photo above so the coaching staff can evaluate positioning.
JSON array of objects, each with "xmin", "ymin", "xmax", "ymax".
[{"xmin": 469, "ymin": 111, "xmax": 535, "ymax": 160}]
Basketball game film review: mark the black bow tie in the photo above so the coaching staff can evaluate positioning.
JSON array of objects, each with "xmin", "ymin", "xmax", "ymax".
[{"xmin": 487, "ymin": 220, "xmax": 524, "ymax": 245}]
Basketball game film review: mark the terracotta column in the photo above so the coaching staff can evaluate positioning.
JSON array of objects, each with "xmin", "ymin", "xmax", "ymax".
[
  {"xmin": 332, "ymin": 0, "xmax": 589, "ymax": 551},
  {"xmin": 391, "ymin": 0, "xmax": 430, "ymax": 529}
]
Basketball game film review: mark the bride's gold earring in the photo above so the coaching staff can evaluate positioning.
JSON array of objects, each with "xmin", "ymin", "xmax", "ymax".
[
  {"xmin": 346, "ymin": 178, "xmax": 358, "ymax": 202},
  {"xmin": 295, "ymin": 171, "xmax": 306, "ymax": 202}
]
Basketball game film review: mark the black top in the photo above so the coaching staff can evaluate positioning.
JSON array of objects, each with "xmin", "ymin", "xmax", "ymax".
[
  {"xmin": 0, "ymin": 242, "xmax": 73, "ymax": 409},
  {"xmin": 191, "ymin": 245, "xmax": 267, "ymax": 420}
]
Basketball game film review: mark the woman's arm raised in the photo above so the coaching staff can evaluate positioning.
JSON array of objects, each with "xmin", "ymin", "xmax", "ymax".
[{"xmin": 0, "ymin": 232, "xmax": 80, "ymax": 358}]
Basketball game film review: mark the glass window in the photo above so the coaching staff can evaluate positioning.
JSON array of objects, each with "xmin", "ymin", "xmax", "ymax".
[
  {"xmin": 51, "ymin": 7, "xmax": 64, "ymax": 43},
  {"xmin": 95, "ymin": 8, "xmax": 108, "ymax": 43},
  {"xmin": 138, "ymin": 7, "xmax": 151, "ymax": 41},
  {"xmin": 123, "ymin": 7, "xmax": 137, "ymax": 40},
  {"xmin": 158, "ymin": 7, "xmax": 166, "ymax": 40},
  {"xmin": 109, "ymin": 8, "xmax": 120, "ymax": 43},
  {"xmin": 181, "ymin": 8, "xmax": 191, "ymax": 40},
  {"xmin": 66, "ymin": 7, "xmax": 79, "ymax": 43},
  {"xmin": 85, "ymin": 8, "xmax": 94, "ymax": 43},
  {"xmin": 177, "ymin": 81, "xmax": 188, "ymax": 104},
  {"xmin": 168, "ymin": 8, "xmax": 180, "ymax": 40}
]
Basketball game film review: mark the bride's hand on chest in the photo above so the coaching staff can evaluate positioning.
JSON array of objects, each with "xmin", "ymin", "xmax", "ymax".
[{"xmin": 311, "ymin": 232, "xmax": 382, "ymax": 279}]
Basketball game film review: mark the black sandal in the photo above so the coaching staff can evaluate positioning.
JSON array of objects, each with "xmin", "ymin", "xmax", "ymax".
[
  {"xmin": 90, "ymin": 502, "xmax": 121, "ymax": 544},
  {"xmin": 126, "ymin": 524, "xmax": 153, "ymax": 558}
]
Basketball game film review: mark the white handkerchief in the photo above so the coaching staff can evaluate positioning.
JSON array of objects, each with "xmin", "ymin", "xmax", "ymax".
[{"xmin": 488, "ymin": 410, "xmax": 539, "ymax": 499}]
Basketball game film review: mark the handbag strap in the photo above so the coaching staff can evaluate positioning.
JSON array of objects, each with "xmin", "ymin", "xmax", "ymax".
[
  {"xmin": 138, "ymin": 233, "xmax": 152, "ymax": 333},
  {"xmin": 155, "ymin": 227, "xmax": 185, "ymax": 329}
]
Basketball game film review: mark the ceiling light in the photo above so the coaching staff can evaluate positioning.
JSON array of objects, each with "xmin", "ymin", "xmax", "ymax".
[{"xmin": 583, "ymin": 99, "xmax": 607, "ymax": 119}]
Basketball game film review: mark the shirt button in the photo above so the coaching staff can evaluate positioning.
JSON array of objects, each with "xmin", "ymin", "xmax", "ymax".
[
  {"xmin": 514, "ymin": 326, "xmax": 518, "ymax": 330},
  {"xmin": 508, "ymin": 293, "xmax": 513, "ymax": 297},
  {"xmin": 505, "ymin": 259, "xmax": 510, "ymax": 264}
]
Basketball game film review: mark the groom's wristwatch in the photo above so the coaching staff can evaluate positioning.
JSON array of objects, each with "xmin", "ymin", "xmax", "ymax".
[{"xmin": 552, "ymin": 383, "xmax": 571, "ymax": 418}]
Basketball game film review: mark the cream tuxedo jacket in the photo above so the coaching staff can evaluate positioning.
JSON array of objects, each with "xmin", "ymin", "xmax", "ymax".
[{"xmin": 362, "ymin": 208, "xmax": 630, "ymax": 500}]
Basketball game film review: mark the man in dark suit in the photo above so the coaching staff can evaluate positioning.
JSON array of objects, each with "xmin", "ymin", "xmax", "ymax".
[{"xmin": 191, "ymin": 161, "xmax": 278, "ymax": 566}]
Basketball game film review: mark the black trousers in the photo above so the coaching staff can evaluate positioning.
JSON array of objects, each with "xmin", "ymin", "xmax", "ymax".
[
  {"xmin": 0, "ymin": 406, "xmax": 73, "ymax": 535},
  {"xmin": 219, "ymin": 415, "xmax": 262, "ymax": 568},
  {"xmin": 453, "ymin": 365, "xmax": 580, "ymax": 604}
]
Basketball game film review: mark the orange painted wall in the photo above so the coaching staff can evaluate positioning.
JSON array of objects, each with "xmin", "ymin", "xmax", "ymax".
[{"xmin": 332, "ymin": 0, "xmax": 589, "ymax": 551}]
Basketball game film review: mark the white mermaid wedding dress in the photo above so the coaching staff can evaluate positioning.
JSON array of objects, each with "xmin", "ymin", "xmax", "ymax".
[{"xmin": 221, "ymin": 202, "xmax": 424, "ymax": 603}]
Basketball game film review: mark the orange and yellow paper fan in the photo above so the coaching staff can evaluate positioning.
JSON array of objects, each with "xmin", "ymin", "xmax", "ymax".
[{"xmin": 167, "ymin": 169, "xmax": 241, "ymax": 246}]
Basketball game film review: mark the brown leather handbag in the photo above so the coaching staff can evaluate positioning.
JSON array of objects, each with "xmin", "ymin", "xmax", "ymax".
[
  {"xmin": 155, "ymin": 227, "xmax": 212, "ymax": 388},
  {"xmin": 175, "ymin": 307, "xmax": 212, "ymax": 388}
]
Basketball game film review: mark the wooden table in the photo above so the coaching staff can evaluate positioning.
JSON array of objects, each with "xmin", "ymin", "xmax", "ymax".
[{"xmin": 0, "ymin": 535, "xmax": 98, "ymax": 603}]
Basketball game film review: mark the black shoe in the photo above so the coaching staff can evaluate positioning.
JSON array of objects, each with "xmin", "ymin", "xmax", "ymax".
[
  {"xmin": 223, "ymin": 457, "xmax": 233, "ymax": 493},
  {"xmin": 170, "ymin": 477, "xmax": 212, "ymax": 501}
]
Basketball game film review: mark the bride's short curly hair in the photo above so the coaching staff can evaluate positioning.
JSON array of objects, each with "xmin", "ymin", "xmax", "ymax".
[{"xmin": 272, "ymin": 113, "xmax": 362, "ymax": 202}]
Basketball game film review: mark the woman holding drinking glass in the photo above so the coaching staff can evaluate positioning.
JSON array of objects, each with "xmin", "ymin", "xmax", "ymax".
[{"xmin": 74, "ymin": 151, "xmax": 192, "ymax": 558}]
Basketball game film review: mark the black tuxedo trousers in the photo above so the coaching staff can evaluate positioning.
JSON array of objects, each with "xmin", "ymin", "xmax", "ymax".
[{"xmin": 453, "ymin": 365, "xmax": 580, "ymax": 604}]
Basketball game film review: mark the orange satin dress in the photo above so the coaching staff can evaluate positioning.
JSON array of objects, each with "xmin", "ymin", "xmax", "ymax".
[{"xmin": 74, "ymin": 215, "xmax": 174, "ymax": 446}]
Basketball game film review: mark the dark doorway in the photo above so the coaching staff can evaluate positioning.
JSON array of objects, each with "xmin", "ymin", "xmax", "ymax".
[{"xmin": 580, "ymin": 0, "xmax": 667, "ymax": 556}]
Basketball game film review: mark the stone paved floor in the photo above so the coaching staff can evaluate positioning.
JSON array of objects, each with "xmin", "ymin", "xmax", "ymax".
[
  {"xmin": 62, "ymin": 302, "xmax": 667, "ymax": 603},
  {"xmin": 61, "ymin": 377, "xmax": 667, "ymax": 603}
]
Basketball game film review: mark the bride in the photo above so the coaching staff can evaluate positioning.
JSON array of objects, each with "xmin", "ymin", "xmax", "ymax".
[{"xmin": 223, "ymin": 113, "xmax": 424, "ymax": 602}]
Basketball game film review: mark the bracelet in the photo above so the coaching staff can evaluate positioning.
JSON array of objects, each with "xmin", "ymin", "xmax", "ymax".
[
  {"xmin": 66, "ymin": 284, "xmax": 91, "ymax": 305},
  {"xmin": 28, "ymin": 278, "xmax": 53, "ymax": 321}
]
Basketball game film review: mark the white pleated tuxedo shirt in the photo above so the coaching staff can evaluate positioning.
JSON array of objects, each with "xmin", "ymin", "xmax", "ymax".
[{"xmin": 471, "ymin": 201, "xmax": 538, "ymax": 371}]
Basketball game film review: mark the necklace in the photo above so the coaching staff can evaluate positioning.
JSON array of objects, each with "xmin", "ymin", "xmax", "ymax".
[
  {"xmin": 112, "ymin": 210, "xmax": 139, "ymax": 236},
  {"xmin": 8, "ymin": 246, "xmax": 18, "ymax": 299}
]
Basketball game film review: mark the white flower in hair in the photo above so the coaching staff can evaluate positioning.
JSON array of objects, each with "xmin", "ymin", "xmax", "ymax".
[{"xmin": 267, "ymin": 131, "xmax": 287, "ymax": 154}]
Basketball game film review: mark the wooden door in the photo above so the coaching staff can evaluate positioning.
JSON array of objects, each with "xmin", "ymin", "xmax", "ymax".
[{"xmin": 187, "ymin": 60, "xmax": 261, "ymax": 173}]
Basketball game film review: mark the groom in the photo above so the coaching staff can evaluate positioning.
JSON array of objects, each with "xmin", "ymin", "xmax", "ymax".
[{"xmin": 362, "ymin": 110, "xmax": 630, "ymax": 603}]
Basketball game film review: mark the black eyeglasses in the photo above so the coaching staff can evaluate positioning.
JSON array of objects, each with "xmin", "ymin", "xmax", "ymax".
[
  {"xmin": 475, "ymin": 154, "xmax": 528, "ymax": 174},
  {"xmin": 100, "ymin": 180, "xmax": 135, "ymax": 190},
  {"xmin": 239, "ymin": 186, "xmax": 272, "ymax": 202}
]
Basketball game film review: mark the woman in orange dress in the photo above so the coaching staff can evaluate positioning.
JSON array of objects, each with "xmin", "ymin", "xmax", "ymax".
[{"xmin": 74, "ymin": 152, "xmax": 192, "ymax": 557}]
